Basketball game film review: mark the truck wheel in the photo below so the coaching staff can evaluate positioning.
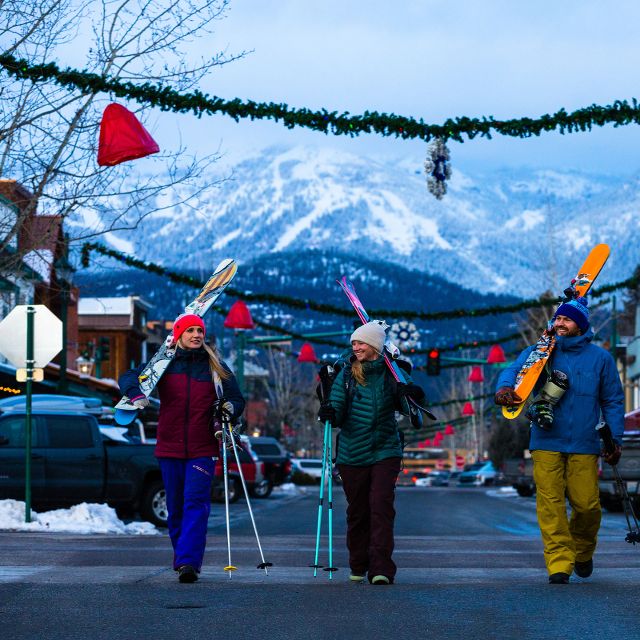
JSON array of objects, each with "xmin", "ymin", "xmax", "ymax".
[
  {"xmin": 140, "ymin": 480, "xmax": 168, "ymax": 527},
  {"xmin": 516, "ymin": 486, "xmax": 535, "ymax": 497},
  {"xmin": 250, "ymin": 479, "xmax": 274, "ymax": 499},
  {"xmin": 213, "ymin": 477, "xmax": 241, "ymax": 504}
]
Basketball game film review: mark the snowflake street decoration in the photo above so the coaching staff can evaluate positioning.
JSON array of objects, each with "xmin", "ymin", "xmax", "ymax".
[
  {"xmin": 389, "ymin": 321, "xmax": 421, "ymax": 351},
  {"xmin": 424, "ymin": 138, "xmax": 452, "ymax": 200}
]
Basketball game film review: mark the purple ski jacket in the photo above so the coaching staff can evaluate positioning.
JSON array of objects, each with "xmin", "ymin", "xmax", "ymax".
[{"xmin": 119, "ymin": 347, "xmax": 244, "ymax": 459}]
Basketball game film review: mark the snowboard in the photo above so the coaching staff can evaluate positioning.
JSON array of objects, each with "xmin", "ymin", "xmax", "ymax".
[
  {"xmin": 337, "ymin": 276, "xmax": 436, "ymax": 427},
  {"xmin": 502, "ymin": 243, "xmax": 610, "ymax": 420},
  {"xmin": 114, "ymin": 258, "xmax": 238, "ymax": 425}
]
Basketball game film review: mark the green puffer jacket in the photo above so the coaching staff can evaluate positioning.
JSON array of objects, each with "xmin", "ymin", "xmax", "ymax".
[{"xmin": 329, "ymin": 356, "xmax": 407, "ymax": 466}]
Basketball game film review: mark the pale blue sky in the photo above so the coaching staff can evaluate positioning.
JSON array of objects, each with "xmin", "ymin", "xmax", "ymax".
[{"xmin": 158, "ymin": 1, "xmax": 640, "ymax": 175}]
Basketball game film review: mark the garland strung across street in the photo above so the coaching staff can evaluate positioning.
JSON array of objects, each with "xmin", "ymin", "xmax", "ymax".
[
  {"xmin": 81, "ymin": 242, "xmax": 638, "ymax": 322},
  {"xmin": 4, "ymin": 53, "xmax": 640, "ymax": 144}
]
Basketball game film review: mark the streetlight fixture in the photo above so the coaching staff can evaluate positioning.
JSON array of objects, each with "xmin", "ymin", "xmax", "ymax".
[{"xmin": 75, "ymin": 355, "xmax": 94, "ymax": 376}]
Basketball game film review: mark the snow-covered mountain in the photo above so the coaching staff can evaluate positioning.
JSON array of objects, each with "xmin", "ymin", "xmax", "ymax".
[{"xmin": 103, "ymin": 146, "xmax": 640, "ymax": 296}]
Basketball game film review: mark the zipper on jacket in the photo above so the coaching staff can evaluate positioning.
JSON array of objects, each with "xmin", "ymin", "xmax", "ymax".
[{"xmin": 184, "ymin": 355, "xmax": 192, "ymax": 457}]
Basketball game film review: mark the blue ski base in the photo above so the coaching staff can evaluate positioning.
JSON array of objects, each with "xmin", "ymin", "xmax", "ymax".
[{"xmin": 115, "ymin": 408, "xmax": 138, "ymax": 426}]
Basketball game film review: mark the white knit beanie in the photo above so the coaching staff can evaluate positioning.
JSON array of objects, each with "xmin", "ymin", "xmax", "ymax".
[{"xmin": 350, "ymin": 322, "xmax": 386, "ymax": 354}]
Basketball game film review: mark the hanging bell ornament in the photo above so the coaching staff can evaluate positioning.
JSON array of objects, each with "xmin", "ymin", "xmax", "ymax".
[{"xmin": 97, "ymin": 103, "xmax": 160, "ymax": 167}]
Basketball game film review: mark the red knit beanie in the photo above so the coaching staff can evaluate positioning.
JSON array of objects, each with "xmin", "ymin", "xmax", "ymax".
[{"xmin": 172, "ymin": 314, "xmax": 205, "ymax": 342}]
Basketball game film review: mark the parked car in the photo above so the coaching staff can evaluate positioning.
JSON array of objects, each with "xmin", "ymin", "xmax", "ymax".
[
  {"xmin": 244, "ymin": 436, "xmax": 292, "ymax": 496},
  {"xmin": 0, "ymin": 397, "xmax": 166, "ymax": 526},
  {"xmin": 291, "ymin": 458, "xmax": 324, "ymax": 481},
  {"xmin": 415, "ymin": 470, "xmax": 451, "ymax": 487},
  {"xmin": 211, "ymin": 441, "xmax": 267, "ymax": 503},
  {"xmin": 501, "ymin": 456, "xmax": 535, "ymax": 497},
  {"xmin": 457, "ymin": 461, "xmax": 498, "ymax": 487},
  {"xmin": 396, "ymin": 469, "xmax": 429, "ymax": 486}
]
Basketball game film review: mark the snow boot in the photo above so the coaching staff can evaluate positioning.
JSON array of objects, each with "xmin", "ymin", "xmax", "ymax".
[{"xmin": 178, "ymin": 565, "xmax": 198, "ymax": 583}]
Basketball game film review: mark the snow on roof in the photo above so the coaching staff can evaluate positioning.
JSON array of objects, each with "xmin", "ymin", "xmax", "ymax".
[{"xmin": 78, "ymin": 296, "xmax": 152, "ymax": 315}]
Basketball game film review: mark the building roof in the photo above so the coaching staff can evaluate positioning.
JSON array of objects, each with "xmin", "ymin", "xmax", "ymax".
[{"xmin": 78, "ymin": 296, "xmax": 153, "ymax": 315}]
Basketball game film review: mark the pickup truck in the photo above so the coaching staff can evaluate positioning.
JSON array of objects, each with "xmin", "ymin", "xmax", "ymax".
[
  {"xmin": 599, "ymin": 409, "xmax": 640, "ymax": 512},
  {"xmin": 502, "ymin": 409, "xmax": 640, "ymax": 507},
  {"xmin": 0, "ymin": 405, "xmax": 167, "ymax": 527}
]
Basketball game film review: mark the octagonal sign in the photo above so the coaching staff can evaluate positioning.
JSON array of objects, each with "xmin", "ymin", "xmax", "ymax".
[{"xmin": 0, "ymin": 305, "xmax": 63, "ymax": 368}]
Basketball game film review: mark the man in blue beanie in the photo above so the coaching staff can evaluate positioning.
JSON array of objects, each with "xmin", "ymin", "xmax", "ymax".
[{"xmin": 494, "ymin": 296, "xmax": 624, "ymax": 584}]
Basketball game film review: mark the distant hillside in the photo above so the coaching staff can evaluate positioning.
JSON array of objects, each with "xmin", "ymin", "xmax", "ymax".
[{"xmin": 76, "ymin": 248, "xmax": 521, "ymax": 352}]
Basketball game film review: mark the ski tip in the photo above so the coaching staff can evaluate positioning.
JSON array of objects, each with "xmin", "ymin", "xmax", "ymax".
[{"xmin": 114, "ymin": 408, "xmax": 138, "ymax": 426}]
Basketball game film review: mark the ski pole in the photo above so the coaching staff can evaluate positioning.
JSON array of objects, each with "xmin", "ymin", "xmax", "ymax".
[
  {"xmin": 323, "ymin": 422, "xmax": 338, "ymax": 578},
  {"xmin": 221, "ymin": 425, "xmax": 237, "ymax": 576},
  {"xmin": 597, "ymin": 422, "xmax": 640, "ymax": 544},
  {"xmin": 310, "ymin": 419, "xmax": 329, "ymax": 576},
  {"xmin": 226, "ymin": 421, "xmax": 273, "ymax": 574}
]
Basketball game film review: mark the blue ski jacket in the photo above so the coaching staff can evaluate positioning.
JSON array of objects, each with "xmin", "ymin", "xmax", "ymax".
[{"xmin": 496, "ymin": 329, "xmax": 624, "ymax": 454}]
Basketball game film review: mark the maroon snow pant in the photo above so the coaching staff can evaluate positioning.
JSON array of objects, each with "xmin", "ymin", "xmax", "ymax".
[{"xmin": 337, "ymin": 457, "xmax": 401, "ymax": 583}]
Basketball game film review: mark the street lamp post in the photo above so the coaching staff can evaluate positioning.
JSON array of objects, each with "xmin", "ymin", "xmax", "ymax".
[
  {"xmin": 223, "ymin": 300, "xmax": 255, "ymax": 396},
  {"xmin": 54, "ymin": 238, "xmax": 74, "ymax": 393}
]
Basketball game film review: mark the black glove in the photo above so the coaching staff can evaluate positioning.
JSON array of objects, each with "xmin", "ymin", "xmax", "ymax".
[
  {"xmin": 526, "ymin": 401, "xmax": 554, "ymax": 430},
  {"xmin": 602, "ymin": 445, "xmax": 622, "ymax": 466},
  {"xmin": 398, "ymin": 383, "xmax": 426, "ymax": 403},
  {"xmin": 318, "ymin": 402, "xmax": 336, "ymax": 425},
  {"xmin": 213, "ymin": 399, "xmax": 234, "ymax": 420},
  {"xmin": 494, "ymin": 387, "xmax": 522, "ymax": 406}
]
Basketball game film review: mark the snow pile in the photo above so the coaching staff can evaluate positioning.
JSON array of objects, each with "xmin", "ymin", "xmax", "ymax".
[
  {"xmin": 0, "ymin": 500, "xmax": 159, "ymax": 535},
  {"xmin": 272, "ymin": 482, "xmax": 299, "ymax": 495}
]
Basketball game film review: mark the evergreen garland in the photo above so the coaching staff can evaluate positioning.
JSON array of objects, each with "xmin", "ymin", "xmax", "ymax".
[
  {"xmin": 4, "ymin": 53, "xmax": 640, "ymax": 142},
  {"xmin": 81, "ymin": 242, "xmax": 637, "ymax": 323}
]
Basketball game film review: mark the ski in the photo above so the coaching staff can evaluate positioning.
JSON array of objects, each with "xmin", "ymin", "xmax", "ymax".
[
  {"xmin": 114, "ymin": 258, "xmax": 238, "ymax": 425},
  {"xmin": 337, "ymin": 276, "xmax": 436, "ymax": 425},
  {"xmin": 502, "ymin": 243, "xmax": 610, "ymax": 419}
]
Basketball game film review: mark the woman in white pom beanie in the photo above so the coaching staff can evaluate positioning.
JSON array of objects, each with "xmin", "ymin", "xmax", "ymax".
[{"xmin": 318, "ymin": 321, "xmax": 426, "ymax": 586}]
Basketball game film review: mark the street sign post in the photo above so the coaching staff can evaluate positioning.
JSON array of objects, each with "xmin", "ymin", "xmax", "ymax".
[{"xmin": 0, "ymin": 305, "xmax": 62, "ymax": 522}]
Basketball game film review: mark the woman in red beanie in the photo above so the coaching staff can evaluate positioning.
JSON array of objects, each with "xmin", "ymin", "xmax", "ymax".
[{"xmin": 119, "ymin": 313, "xmax": 244, "ymax": 583}]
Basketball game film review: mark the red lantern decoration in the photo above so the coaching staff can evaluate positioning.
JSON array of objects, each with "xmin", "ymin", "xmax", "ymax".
[
  {"xmin": 444, "ymin": 424, "xmax": 455, "ymax": 435},
  {"xmin": 297, "ymin": 342, "xmax": 317, "ymax": 363},
  {"xmin": 468, "ymin": 365, "xmax": 485, "ymax": 383},
  {"xmin": 424, "ymin": 438, "xmax": 432, "ymax": 446},
  {"xmin": 97, "ymin": 103, "xmax": 160, "ymax": 167},
  {"xmin": 487, "ymin": 344, "xmax": 506, "ymax": 364},
  {"xmin": 224, "ymin": 300, "xmax": 255, "ymax": 329},
  {"xmin": 462, "ymin": 402, "xmax": 475, "ymax": 416},
  {"xmin": 434, "ymin": 431, "xmax": 443, "ymax": 442},
  {"xmin": 417, "ymin": 442, "xmax": 426, "ymax": 449}
]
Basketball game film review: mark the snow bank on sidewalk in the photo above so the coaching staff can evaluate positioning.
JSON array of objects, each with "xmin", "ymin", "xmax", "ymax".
[{"xmin": 0, "ymin": 500, "xmax": 159, "ymax": 535}]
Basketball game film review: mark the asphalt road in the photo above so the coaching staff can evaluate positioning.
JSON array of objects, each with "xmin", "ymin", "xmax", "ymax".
[{"xmin": 1, "ymin": 486, "xmax": 639, "ymax": 640}]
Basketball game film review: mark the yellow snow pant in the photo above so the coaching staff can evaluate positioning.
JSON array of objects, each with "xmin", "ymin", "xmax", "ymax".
[{"xmin": 531, "ymin": 450, "xmax": 601, "ymax": 576}]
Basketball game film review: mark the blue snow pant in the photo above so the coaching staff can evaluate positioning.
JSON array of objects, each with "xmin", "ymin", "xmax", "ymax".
[{"xmin": 157, "ymin": 456, "xmax": 215, "ymax": 572}]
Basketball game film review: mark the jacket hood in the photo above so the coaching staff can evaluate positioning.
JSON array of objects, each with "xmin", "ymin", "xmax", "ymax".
[{"xmin": 556, "ymin": 328, "xmax": 594, "ymax": 352}]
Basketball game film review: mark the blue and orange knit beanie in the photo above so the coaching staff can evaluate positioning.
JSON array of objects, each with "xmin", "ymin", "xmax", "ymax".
[{"xmin": 554, "ymin": 296, "xmax": 589, "ymax": 334}]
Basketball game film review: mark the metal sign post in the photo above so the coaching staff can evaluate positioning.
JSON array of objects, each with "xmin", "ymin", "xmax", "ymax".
[
  {"xmin": 24, "ymin": 306, "xmax": 35, "ymax": 523},
  {"xmin": 0, "ymin": 304, "xmax": 63, "ymax": 523}
]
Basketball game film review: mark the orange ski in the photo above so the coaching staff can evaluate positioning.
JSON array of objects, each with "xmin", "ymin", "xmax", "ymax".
[{"xmin": 502, "ymin": 243, "xmax": 610, "ymax": 419}]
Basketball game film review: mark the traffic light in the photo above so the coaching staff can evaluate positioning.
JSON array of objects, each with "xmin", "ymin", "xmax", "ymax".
[
  {"xmin": 98, "ymin": 336, "xmax": 111, "ymax": 361},
  {"xmin": 426, "ymin": 348, "xmax": 441, "ymax": 376}
]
